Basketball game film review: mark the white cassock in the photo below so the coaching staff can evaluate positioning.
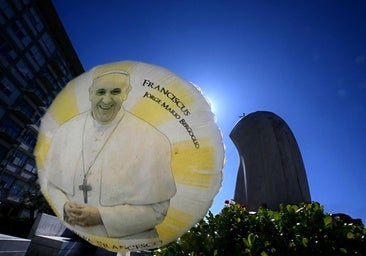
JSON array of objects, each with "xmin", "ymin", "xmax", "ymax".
[{"xmin": 44, "ymin": 109, "xmax": 176, "ymax": 238}]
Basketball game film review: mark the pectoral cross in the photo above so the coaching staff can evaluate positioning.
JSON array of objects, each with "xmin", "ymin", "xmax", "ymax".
[{"xmin": 79, "ymin": 176, "xmax": 92, "ymax": 204}]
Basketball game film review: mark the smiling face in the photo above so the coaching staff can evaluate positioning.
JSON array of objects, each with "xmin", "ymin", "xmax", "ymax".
[{"xmin": 89, "ymin": 73, "xmax": 131, "ymax": 124}]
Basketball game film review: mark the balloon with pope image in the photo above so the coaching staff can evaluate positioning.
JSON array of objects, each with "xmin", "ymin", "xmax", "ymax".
[{"xmin": 35, "ymin": 61, "xmax": 225, "ymax": 252}]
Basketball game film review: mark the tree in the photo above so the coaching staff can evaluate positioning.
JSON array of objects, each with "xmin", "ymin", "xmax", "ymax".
[{"xmin": 153, "ymin": 201, "xmax": 366, "ymax": 256}]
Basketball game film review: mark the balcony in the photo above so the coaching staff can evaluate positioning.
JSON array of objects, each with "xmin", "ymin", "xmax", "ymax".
[
  {"xmin": 5, "ymin": 163, "xmax": 19, "ymax": 174},
  {"xmin": 27, "ymin": 124, "xmax": 39, "ymax": 133},
  {"xmin": 38, "ymin": 106, "xmax": 48, "ymax": 114},
  {"xmin": 20, "ymin": 171, "xmax": 36, "ymax": 181},
  {"xmin": 19, "ymin": 143, "xmax": 31, "ymax": 152}
]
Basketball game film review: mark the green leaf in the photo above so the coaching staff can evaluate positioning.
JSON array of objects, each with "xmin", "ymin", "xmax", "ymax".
[
  {"xmin": 324, "ymin": 215, "xmax": 333, "ymax": 227},
  {"xmin": 248, "ymin": 233, "xmax": 255, "ymax": 246},
  {"xmin": 286, "ymin": 205, "xmax": 292, "ymax": 212},
  {"xmin": 272, "ymin": 211, "xmax": 280, "ymax": 220},
  {"xmin": 261, "ymin": 251, "xmax": 268, "ymax": 256},
  {"xmin": 302, "ymin": 237, "xmax": 308, "ymax": 247},
  {"xmin": 340, "ymin": 248, "xmax": 347, "ymax": 254},
  {"xmin": 243, "ymin": 238, "xmax": 249, "ymax": 247},
  {"xmin": 347, "ymin": 232, "xmax": 355, "ymax": 239}
]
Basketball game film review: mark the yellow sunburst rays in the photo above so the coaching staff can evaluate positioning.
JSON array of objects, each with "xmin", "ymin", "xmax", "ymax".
[
  {"xmin": 156, "ymin": 206, "xmax": 195, "ymax": 241},
  {"xmin": 171, "ymin": 139, "xmax": 216, "ymax": 188},
  {"xmin": 34, "ymin": 79, "xmax": 79, "ymax": 170}
]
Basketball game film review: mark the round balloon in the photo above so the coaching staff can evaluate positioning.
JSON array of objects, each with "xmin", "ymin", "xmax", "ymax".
[{"xmin": 35, "ymin": 61, "xmax": 224, "ymax": 252}]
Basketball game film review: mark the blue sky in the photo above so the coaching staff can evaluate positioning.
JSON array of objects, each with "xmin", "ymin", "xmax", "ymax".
[{"xmin": 52, "ymin": 0, "xmax": 366, "ymax": 223}]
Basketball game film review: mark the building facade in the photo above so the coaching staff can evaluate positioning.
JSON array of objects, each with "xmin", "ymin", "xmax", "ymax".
[{"xmin": 0, "ymin": 0, "xmax": 84, "ymax": 219}]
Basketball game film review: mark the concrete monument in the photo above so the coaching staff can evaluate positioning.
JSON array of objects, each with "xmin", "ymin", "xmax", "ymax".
[{"xmin": 230, "ymin": 111, "xmax": 311, "ymax": 211}]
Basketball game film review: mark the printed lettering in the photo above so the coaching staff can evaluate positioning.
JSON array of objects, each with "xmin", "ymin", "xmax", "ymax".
[
  {"xmin": 161, "ymin": 102, "xmax": 181, "ymax": 119},
  {"xmin": 142, "ymin": 80, "xmax": 191, "ymax": 116},
  {"xmin": 143, "ymin": 91, "xmax": 161, "ymax": 104},
  {"xmin": 179, "ymin": 119, "xmax": 200, "ymax": 148}
]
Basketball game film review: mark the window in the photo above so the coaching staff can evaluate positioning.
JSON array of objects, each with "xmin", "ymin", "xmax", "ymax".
[
  {"xmin": 15, "ymin": 101, "xmax": 34, "ymax": 118},
  {"xmin": 0, "ymin": 76, "xmax": 15, "ymax": 96},
  {"xmin": 15, "ymin": 59, "xmax": 33, "ymax": 81},
  {"xmin": 13, "ymin": 20, "xmax": 31, "ymax": 46},
  {"xmin": 30, "ymin": 112, "xmax": 41, "ymax": 125},
  {"xmin": 21, "ymin": 130, "xmax": 37, "ymax": 149},
  {"xmin": 23, "ymin": 10, "xmax": 36, "ymax": 36},
  {"xmin": 29, "ymin": 7, "xmax": 43, "ymax": 32},
  {"xmin": 10, "ymin": 66, "xmax": 27, "ymax": 87},
  {"xmin": 7, "ymin": 19, "xmax": 31, "ymax": 49},
  {"xmin": 40, "ymin": 33, "xmax": 55, "ymax": 56},
  {"xmin": 0, "ymin": 76, "xmax": 20, "ymax": 104},
  {"xmin": 45, "ymin": 94, "xmax": 54, "ymax": 105},
  {"xmin": 50, "ymin": 59, "xmax": 65, "ymax": 77},
  {"xmin": 0, "ymin": 174, "xmax": 14, "ymax": 199},
  {"xmin": 30, "ymin": 45, "xmax": 45, "ymax": 67},
  {"xmin": 58, "ymin": 58, "xmax": 74, "ymax": 82},
  {"xmin": 11, "ymin": 151, "xmax": 27, "ymax": 167},
  {"xmin": 27, "ymin": 86, "xmax": 46, "ymax": 104},
  {"xmin": 45, "ymin": 68, "xmax": 56, "ymax": 83},
  {"xmin": 8, "ymin": 180, "xmax": 29, "ymax": 202},
  {"xmin": 24, "ymin": 159, "xmax": 37, "ymax": 174},
  {"xmin": 25, "ymin": 52, "xmax": 39, "ymax": 71}
]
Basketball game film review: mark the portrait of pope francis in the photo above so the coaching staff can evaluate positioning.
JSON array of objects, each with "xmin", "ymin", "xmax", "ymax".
[{"xmin": 44, "ymin": 70, "xmax": 176, "ymax": 238}]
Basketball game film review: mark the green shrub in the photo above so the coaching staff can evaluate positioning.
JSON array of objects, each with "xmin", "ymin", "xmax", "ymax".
[{"xmin": 153, "ymin": 201, "xmax": 366, "ymax": 256}]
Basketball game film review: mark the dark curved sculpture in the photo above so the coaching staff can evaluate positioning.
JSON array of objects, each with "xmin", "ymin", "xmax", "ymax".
[{"xmin": 230, "ymin": 111, "xmax": 311, "ymax": 211}]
